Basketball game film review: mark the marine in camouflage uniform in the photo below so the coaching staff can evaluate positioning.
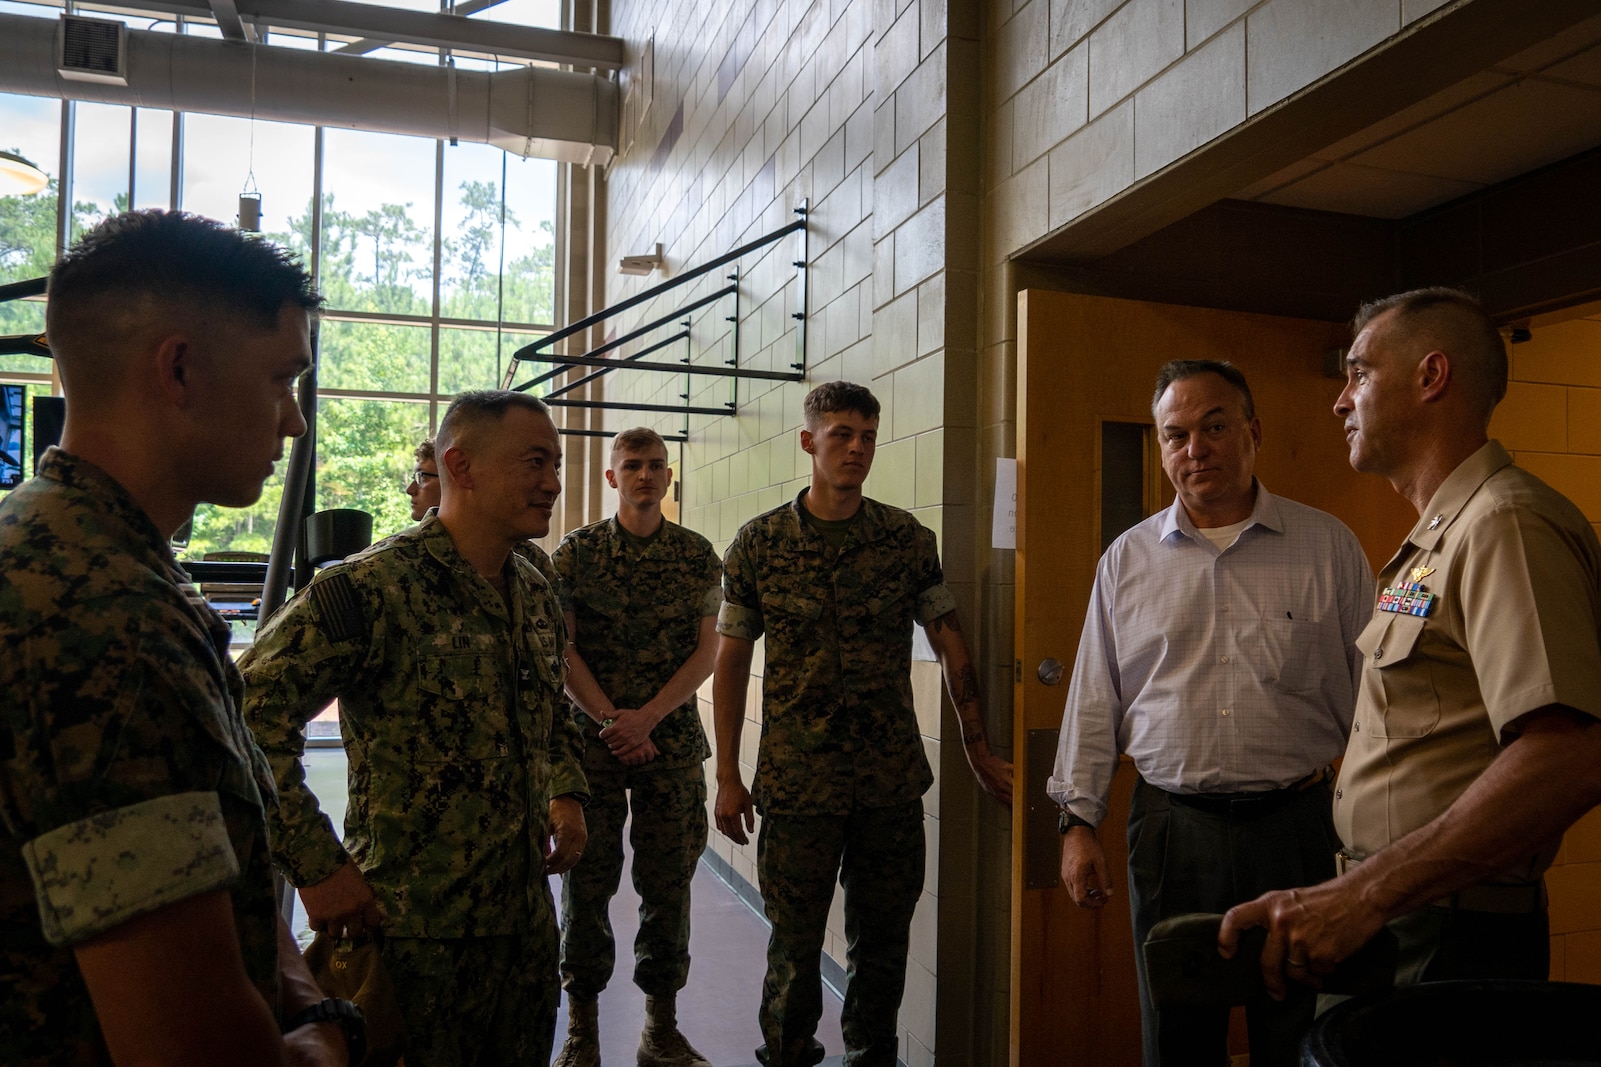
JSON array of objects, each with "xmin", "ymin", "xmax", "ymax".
[
  {"xmin": 714, "ymin": 383, "xmax": 1012, "ymax": 1067},
  {"xmin": 0, "ymin": 210, "xmax": 334, "ymax": 1066},
  {"xmin": 553, "ymin": 519, "xmax": 719, "ymax": 992},
  {"xmin": 550, "ymin": 426, "xmax": 721, "ymax": 1067},
  {"xmin": 240, "ymin": 511, "xmax": 588, "ymax": 1067},
  {"xmin": 718, "ymin": 491, "xmax": 952, "ymax": 1067},
  {"xmin": 0, "ymin": 450, "xmax": 282, "ymax": 1066}
]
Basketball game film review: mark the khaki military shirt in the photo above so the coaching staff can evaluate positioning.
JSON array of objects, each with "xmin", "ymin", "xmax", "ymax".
[
  {"xmin": 718, "ymin": 492, "xmax": 957, "ymax": 815},
  {"xmin": 553, "ymin": 517, "xmax": 721, "ymax": 771},
  {"xmin": 240, "ymin": 515, "xmax": 588, "ymax": 939},
  {"xmin": 1, "ymin": 450, "xmax": 280, "ymax": 1066},
  {"xmin": 1335, "ymin": 442, "xmax": 1601, "ymax": 882}
]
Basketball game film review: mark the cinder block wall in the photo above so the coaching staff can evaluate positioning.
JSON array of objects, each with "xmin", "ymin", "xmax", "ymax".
[
  {"xmin": 977, "ymin": 0, "xmax": 1476, "ymax": 720},
  {"xmin": 589, "ymin": 0, "xmax": 1598, "ymax": 1061},
  {"xmin": 973, "ymin": 0, "xmax": 1571, "ymax": 845},
  {"xmin": 600, "ymin": 0, "xmax": 1003, "ymax": 1063},
  {"xmin": 1492, "ymin": 314, "xmax": 1601, "ymax": 981},
  {"xmin": 973, "ymin": 1, "xmax": 1600, "ymax": 1056}
]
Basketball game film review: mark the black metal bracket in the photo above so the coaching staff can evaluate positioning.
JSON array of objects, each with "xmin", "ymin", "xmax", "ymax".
[
  {"xmin": 558, "ymin": 427, "xmax": 688, "ymax": 442},
  {"xmin": 535, "ymin": 350, "xmax": 801, "ymax": 380},
  {"xmin": 546, "ymin": 397, "xmax": 734, "ymax": 416},
  {"xmin": 504, "ymin": 202, "xmax": 809, "ymax": 439}
]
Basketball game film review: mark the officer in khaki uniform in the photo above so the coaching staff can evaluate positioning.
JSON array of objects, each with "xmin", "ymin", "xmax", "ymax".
[
  {"xmin": 551, "ymin": 427, "xmax": 721, "ymax": 1067},
  {"xmin": 243, "ymin": 391, "xmax": 589, "ymax": 1067},
  {"xmin": 0, "ymin": 211, "xmax": 347, "ymax": 1065},
  {"xmin": 1222, "ymin": 288, "xmax": 1601, "ymax": 995},
  {"xmin": 713, "ymin": 382, "xmax": 1013, "ymax": 1067}
]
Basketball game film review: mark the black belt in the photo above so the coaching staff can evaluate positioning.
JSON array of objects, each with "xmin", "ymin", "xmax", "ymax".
[
  {"xmin": 1337, "ymin": 850, "xmax": 1546, "ymax": 915},
  {"xmin": 1162, "ymin": 767, "xmax": 1331, "ymax": 819}
]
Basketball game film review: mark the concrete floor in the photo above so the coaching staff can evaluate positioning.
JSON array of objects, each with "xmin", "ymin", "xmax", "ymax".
[
  {"xmin": 295, "ymin": 748, "xmax": 848, "ymax": 1066},
  {"xmin": 554, "ymin": 852, "xmax": 847, "ymax": 1067}
]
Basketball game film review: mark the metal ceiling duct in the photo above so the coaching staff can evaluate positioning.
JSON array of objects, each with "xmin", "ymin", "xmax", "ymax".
[{"xmin": 0, "ymin": 12, "xmax": 617, "ymax": 166}]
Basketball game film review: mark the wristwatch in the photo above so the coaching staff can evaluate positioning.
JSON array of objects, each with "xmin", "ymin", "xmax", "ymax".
[
  {"xmin": 1058, "ymin": 808, "xmax": 1094, "ymax": 834},
  {"xmin": 286, "ymin": 998, "xmax": 366, "ymax": 1064}
]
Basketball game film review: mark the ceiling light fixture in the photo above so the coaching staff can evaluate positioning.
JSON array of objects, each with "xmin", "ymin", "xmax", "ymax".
[
  {"xmin": 238, "ymin": 41, "xmax": 262, "ymax": 232},
  {"xmin": 0, "ymin": 150, "xmax": 49, "ymax": 196}
]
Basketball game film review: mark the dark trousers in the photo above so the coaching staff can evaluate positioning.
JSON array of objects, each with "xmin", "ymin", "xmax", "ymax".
[
  {"xmin": 1127, "ymin": 777, "xmax": 1338, "ymax": 1067},
  {"xmin": 755, "ymin": 800, "xmax": 926, "ymax": 1067},
  {"xmin": 558, "ymin": 755, "xmax": 708, "ymax": 999},
  {"xmin": 381, "ymin": 924, "xmax": 559, "ymax": 1067},
  {"xmin": 1391, "ymin": 902, "xmax": 1550, "ymax": 984}
]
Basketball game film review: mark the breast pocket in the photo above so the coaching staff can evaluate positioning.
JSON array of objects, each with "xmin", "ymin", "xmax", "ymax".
[
  {"xmin": 415, "ymin": 651, "xmax": 507, "ymax": 760},
  {"xmin": 760, "ymin": 591, "xmax": 824, "ymax": 648},
  {"xmin": 1258, "ymin": 608, "xmax": 1321, "ymax": 696},
  {"xmin": 1355, "ymin": 612, "xmax": 1436, "ymax": 739},
  {"xmin": 580, "ymin": 589, "xmax": 627, "ymax": 628}
]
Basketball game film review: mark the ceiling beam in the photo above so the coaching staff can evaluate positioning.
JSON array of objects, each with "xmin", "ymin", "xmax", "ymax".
[
  {"xmin": 334, "ymin": 0, "xmax": 507, "ymax": 57},
  {"xmin": 0, "ymin": 10, "xmax": 618, "ymax": 164},
  {"xmin": 117, "ymin": 0, "xmax": 623, "ymax": 67},
  {"xmin": 255, "ymin": 0, "xmax": 621, "ymax": 67},
  {"xmin": 206, "ymin": 0, "xmax": 254, "ymax": 41}
]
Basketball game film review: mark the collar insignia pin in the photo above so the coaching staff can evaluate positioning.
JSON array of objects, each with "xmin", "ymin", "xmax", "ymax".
[{"xmin": 1427, "ymin": 514, "xmax": 1444, "ymax": 530}]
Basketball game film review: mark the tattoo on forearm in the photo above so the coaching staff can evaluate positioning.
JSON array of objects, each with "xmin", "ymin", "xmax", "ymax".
[
  {"xmin": 929, "ymin": 610, "xmax": 962, "ymax": 636},
  {"xmin": 953, "ymin": 666, "xmax": 988, "ymax": 746},
  {"xmin": 953, "ymin": 663, "xmax": 981, "ymax": 708}
]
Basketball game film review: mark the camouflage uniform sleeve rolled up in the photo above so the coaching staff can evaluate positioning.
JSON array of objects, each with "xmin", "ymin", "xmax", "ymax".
[
  {"xmin": 238, "ymin": 569, "xmax": 378, "ymax": 888},
  {"xmin": 911, "ymin": 524, "xmax": 958, "ymax": 624},
  {"xmin": 718, "ymin": 529, "xmax": 763, "ymax": 640},
  {"xmin": 699, "ymin": 540, "xmax": 723, "ymax": 617},
  {"xmin": 24, "ymin": 791, "xmax": 239, "ymax": 947}
]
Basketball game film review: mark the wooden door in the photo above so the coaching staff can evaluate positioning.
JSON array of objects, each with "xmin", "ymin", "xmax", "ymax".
[{"xmin": 1010, "ymin": 291, "xmax": 1413, "ymax": 1067}]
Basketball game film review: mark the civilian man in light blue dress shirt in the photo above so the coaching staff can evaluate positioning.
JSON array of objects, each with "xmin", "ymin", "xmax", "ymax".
[{"xmin": 1047, "ymin": 359, "xmax": 1373, "ymax": 1067}]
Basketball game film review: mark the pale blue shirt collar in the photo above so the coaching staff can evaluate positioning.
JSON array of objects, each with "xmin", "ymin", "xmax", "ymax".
[{"xmin": 1155, "ymin": 477, "xmax": 1287, "ymax": 548}]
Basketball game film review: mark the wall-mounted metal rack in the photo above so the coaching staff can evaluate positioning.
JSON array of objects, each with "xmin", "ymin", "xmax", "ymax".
[{"xmin": 503, "ymin": 201, "xmax": 809, "ymax": 440}]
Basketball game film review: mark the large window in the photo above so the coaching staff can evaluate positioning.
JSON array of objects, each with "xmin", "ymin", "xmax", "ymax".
[
  {"xmin": 0, "ymin": 0, "xmax": 562, "ymax": 558},
  {"xmin": 0, "ymin": 94, "xmax": 58, "ymax": 351},
  {"xmin": 184, "ymin": 114, "xmax": 315, "ymax": 237}
]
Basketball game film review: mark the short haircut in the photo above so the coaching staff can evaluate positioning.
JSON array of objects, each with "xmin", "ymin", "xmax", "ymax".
[
  {"xmin": 46, "ymin": 210, "xmax": 322, "ymax": 373},
  {"xmin": 610, "ymin": 426, "xmax": 668, "ymax": 461},
  {"xmin": 414, "ymin": 437, "xmax": 436, "ymax": 464},
  {"xmin": 1352, "ymin": 287, "xmax": 1507, "ymax": 412},
  {"xmin": 1152, "ymin": 359, "xmax": 1256, "ymax": 421},
  {"xmin": 436, "ymin": 390, "xmax": 552, "ymax": 453},
  {"xmin": 802, "ymin": 381, "xmax": 880, "ymax": 428}
]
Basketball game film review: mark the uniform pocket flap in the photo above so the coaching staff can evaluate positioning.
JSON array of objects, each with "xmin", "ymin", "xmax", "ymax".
[
  {"xmin": 1361, "ymin": 612, "xmax": 1426, "ymax": 670},
  {"xmin": 760, "ymin": 591, "xmax": 823, "ymax": 620}
]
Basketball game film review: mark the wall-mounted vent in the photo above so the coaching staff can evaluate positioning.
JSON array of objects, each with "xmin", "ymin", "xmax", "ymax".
[{"xmin": 58, "ymin": 15, "xmax": 128, "ymax": 86}]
